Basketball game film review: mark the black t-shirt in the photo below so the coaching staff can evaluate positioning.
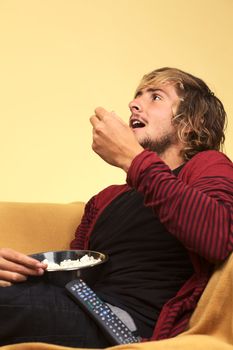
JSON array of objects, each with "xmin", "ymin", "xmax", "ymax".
[{"xmin": 89, "ymin": 167, "xmax": 194, "ymax": 338}]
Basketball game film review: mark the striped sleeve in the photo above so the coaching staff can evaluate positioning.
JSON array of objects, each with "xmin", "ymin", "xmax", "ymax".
[
  {"xmin": 70, "ymin": 195, "xmax": 98, "ymax": 250},
  {"xmin": 127, "ymin": 150, "xmax": 233, "ymax": 263}
]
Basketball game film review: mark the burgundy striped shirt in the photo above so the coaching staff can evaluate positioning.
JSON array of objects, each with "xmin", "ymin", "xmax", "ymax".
[{"xmin": 71, "ymin": 150, "xmax": 233, "ymax": 340}]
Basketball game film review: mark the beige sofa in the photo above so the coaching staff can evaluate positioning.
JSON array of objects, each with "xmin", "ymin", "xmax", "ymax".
[
  {"xmin": 0, "ymin": 201, "xmax": 85, "ymax": 254},
  {"xmin": 0, "ymin": 201, "xmax": 233, "ymax": 350}
]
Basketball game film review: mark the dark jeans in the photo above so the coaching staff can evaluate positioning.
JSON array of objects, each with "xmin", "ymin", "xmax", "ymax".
[{"xmin": 0, "ymin": 279, "xmax": 111, "ymax": 348}]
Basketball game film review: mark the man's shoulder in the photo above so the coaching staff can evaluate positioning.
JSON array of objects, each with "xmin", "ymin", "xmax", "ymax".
[
  {"xmin": 180, "ymin": 150, "xmax": 233, "ymax": 183},
  {"xmin": 188, "ymin": 150, "xmax": 232, "ymax": 169}
]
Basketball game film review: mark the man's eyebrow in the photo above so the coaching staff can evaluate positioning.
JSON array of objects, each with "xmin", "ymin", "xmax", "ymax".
[
  {"xmin": 134, "ymin": 88, "xmax": 169, "ymax": 98},
  {"xmin": 147, "ymin": 88, "xmax": 169, "ymax": 96}
]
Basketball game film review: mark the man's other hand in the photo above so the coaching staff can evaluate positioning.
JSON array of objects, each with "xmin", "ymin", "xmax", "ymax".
[{"xmin": 0, "ymin": 248, "xmax": 47, "ymax": 287}]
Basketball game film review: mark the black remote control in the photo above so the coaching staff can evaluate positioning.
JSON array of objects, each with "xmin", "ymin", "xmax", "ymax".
[{"xmin": 65, "ymin": 279, "xmax": 140, "ymax": 345}]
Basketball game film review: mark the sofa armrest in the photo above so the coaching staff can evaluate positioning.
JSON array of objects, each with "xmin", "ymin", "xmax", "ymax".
[{"xmin": 0, "ymin": 201, "xmax": 85, "ymax": 254}]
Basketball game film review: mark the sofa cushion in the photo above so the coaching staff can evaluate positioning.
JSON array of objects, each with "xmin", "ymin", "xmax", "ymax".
[{"xmin": 0, "ymin": 202, "xmax": 85, "ymax": 254}]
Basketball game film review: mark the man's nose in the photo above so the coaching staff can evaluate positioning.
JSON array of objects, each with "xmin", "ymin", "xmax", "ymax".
[{"xmin": 128, "ymin": 99, "xmax": 142, "ymax": 113}]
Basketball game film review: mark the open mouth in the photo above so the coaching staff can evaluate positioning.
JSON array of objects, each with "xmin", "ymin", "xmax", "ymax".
[{"xmin": 130, "ymin": 119, "xmax": 146, "ymax": 129}]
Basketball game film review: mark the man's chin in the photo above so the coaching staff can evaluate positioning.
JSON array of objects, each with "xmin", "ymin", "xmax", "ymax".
[
  {"xmin": 139, "ymin": 136, "xmax": 175, "ymax": 156},
  {"xmin": 134, "ymin": 131, "xmax": 147, "ymax": 144}
]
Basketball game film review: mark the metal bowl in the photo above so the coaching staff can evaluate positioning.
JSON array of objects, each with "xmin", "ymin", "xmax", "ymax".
[{"xmin": 30, "ymin": 250, "xmax": 108, "ymax": 287}]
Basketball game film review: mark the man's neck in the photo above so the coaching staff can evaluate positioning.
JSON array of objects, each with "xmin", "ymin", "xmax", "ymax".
[{"xmin": 159, "ymin": 145, "xmax": 185, "ymax": 170}]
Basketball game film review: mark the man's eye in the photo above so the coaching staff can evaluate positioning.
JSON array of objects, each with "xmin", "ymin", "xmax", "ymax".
[{"xmin": 152, "ymin": 94, "xmax": 161, "ymax": 101}]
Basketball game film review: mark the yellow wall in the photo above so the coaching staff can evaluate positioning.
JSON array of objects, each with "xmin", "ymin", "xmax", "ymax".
[{"xmin": 0, "ymin": 0, "xmax": 232, "ymax": 203}]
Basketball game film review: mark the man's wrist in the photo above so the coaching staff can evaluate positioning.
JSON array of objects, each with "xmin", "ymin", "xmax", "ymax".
[{"xmin": 121, "ymin": 147, "xmax": 144, "ymax": 173}]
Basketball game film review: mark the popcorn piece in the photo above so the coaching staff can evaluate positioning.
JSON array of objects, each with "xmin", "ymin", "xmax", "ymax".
[{"xmin": 42, "ymin": 254, "xmax": 101, "ymax": 271}]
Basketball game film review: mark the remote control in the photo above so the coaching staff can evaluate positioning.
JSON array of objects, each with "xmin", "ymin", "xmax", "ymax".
[{"xmin": 65, "ymin": 279, "xmax": 140, "ymax": 345}]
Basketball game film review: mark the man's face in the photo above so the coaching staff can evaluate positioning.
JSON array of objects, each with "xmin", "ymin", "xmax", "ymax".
[{"xmin": 129, "ymin": 82, "xmax": 181, "ymax": 156}]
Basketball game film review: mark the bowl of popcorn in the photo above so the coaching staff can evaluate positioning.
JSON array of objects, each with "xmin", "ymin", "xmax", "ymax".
[{"xmin": 31, "ymin": 250, "xmax": 108, "ymax": 287}]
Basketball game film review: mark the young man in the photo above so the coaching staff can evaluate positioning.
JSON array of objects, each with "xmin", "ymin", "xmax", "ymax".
[{"xmin": 0, "ymin": 67, "xmax": 233, "ymax": 347}]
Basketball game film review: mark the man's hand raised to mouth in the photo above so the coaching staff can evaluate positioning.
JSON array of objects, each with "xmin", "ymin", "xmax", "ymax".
[{"xmin": 90, "ymin": 107, "xmax": 144, "ymax": 172}]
